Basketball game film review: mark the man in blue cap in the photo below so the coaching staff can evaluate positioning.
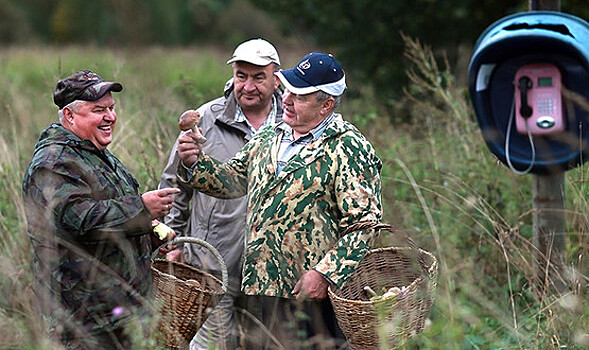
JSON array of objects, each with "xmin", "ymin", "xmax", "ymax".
[{"xmin": 176, "ymin": 52, "xmax": 383, "ymax": 349}]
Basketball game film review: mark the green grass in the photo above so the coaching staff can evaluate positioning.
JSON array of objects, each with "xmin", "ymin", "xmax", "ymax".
[{"xmin": 0, "ymin": 42, "xmax": 587, "ymax": 349}]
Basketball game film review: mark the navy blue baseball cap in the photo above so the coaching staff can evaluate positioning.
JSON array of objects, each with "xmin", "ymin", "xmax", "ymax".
[{"xmin": 276, "ymin": 52, "xmax": 346, "ymax": 96}]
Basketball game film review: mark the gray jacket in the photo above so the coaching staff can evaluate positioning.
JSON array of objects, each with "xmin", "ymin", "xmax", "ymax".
[{"xmin": 159, "ymin": 84, "xmax": 283, "ymax": 286}]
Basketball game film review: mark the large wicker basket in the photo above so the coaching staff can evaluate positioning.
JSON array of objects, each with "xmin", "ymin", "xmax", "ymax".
[
  {"xmin": 151, "ymin": 237, "xmax": 228, "ymax": 349},
  {"xmin": 328, "ymin": 222, "xmax": 438, "ymax": 349}
]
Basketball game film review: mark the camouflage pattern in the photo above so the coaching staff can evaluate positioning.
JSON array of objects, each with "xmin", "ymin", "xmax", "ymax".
[
  {"xmin": 22, "ymin": 123, "xmax": 153, "ymax": 344},
  {"xmin": 178, "ymin": 114, "xmax": 382, "ymax": 298}
]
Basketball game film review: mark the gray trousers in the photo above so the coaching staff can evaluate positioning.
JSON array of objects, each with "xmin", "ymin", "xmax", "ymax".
[{"xmin": 190, "ymin": 279, "xmax": 241, "ymax": 350}]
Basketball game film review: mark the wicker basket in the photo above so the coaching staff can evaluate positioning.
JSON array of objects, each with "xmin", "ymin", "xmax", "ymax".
[
  {"xmin": 151, "ymin": 237, "xmax": 228, "ymax": 349},
  {"xmin": 328, "ymin": 222, "xmax": 438, "ymax": 349}
]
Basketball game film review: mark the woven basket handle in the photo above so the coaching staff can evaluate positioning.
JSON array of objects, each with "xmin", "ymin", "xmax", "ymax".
[
  {"xmin": 342, "ymin": 221, "xmax": 428, "ymax": 277},
  {"xmin": 152, "ymin": 237, "xmax": 228, "ymax": 293},
  {"xmin": 342, "ymin": 221, "xmax": 416, "ymax": 248}
]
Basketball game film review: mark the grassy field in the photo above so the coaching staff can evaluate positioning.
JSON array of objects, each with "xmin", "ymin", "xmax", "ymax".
[{"xmin": 0, "ymin": 42, "xmax": 587, "ymax": 349}]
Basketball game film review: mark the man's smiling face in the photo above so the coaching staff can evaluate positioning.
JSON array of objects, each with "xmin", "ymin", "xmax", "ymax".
[{"xmin": 65, "ymin": 92, "xmax": 117, "ymax": 150}]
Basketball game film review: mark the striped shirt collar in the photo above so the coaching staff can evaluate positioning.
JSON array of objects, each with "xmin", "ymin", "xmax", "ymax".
[
  {"xmin": 277, "ymin": 112, "xmax": 337, "ymax": 143},
  {"xmin": 275, "ymin": 113, "xmax": 337, "ymax": 174},
  {"xmin": 234, "ymin": 95, "xmax": 278, "ymax": 135}
]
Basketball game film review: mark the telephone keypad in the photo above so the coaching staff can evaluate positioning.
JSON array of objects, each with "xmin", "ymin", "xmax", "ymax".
[{"xmin": 538, "ymin": 98, "xmax": 553, "ymax": 115}]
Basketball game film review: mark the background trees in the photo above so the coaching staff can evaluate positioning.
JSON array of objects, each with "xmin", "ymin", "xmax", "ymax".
[
  {"xmin": 2, "ymin": 0, "xmax": 588, "ymax": 108},
  {"xmin": 1, "ymin": 1, "xmax": 588, "ymax": 348}
]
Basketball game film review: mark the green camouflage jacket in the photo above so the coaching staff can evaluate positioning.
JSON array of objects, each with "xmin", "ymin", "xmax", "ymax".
[
  {"xmin": 22, "ymin": 123, "xmax": 153, "ymax": 336},
  {"xmin": 178, "ymin": 114, "xmax": 382, "ymax": 298}
]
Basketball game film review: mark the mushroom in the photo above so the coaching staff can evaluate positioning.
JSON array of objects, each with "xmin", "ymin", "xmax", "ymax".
[
  {"xmin": 178, "ymin": 109, "xmax": 207, "ymax": 143},
  {"xmin": 153, "ymin": 221, "xmax": 174, "ymax": 240},
  {"xmin": 363, "ymin": 285, "xmax": 377, "ymax": 298}
]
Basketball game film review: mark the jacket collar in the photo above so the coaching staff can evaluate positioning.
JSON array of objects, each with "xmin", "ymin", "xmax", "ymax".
[
  {"xmin": 273, "ymin": 113, "xmax": 351, "ymax": 142},
  {"xmin": 268, "ymin": 114, "xmax": 353, "ymax": 177},
  {"xmin": 35, "ymin": 123, "xmax": 104, "ymax": 154}
]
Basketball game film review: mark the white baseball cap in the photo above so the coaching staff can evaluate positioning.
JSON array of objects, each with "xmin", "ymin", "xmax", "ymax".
[{"xmin": 226, "ymin": 38, "xmax": 281, "ymax": 66}]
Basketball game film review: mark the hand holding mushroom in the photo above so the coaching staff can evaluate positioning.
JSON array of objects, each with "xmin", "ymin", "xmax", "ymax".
[
  {"xmin": 177, "ymin": 110, "xmax": 206, "ymax": 167},
  {"xmin": 178, "ymin": 110, "xmax": 207, "ymax": 143}
]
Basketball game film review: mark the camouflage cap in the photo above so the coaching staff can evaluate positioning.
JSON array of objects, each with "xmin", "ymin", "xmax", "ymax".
[{"xmin": 53, "ymin": 70, "xmax": 123, "ymax": 109}]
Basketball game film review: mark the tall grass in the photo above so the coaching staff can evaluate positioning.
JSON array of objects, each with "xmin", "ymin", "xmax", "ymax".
[
  {"xmin": 0, "ymin": 42, "xmax": 587, "ymax": 349},
  {"xmin": 0, "ymin": 45, "xmax": 234, "ymax": 349},
  {"xmin": 378, "ymin": 36, "xmax": 589, "ymax": 349}
]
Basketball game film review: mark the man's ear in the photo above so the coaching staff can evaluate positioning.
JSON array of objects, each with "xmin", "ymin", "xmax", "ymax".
[
  {"xmin": 63, "ymin": 107, "xmax": 72, "ymax": 119},
  {"xmin": 62, "ymin": 106, "xmax": 75, "ymax": 125},
  {"xmin": 320, "ymin": 97, "xmax": 335, "ymax": 116}
]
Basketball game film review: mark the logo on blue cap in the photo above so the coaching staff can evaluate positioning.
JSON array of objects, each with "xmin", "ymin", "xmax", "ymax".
[{"xmin": 297, "ymin": 59, "xmax": 312, "ymax": 74}]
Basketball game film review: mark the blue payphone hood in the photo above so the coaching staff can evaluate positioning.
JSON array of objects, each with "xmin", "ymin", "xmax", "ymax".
[{"xmin": 468, "ymin": 11, "xmax": 589, "ymax": 174}]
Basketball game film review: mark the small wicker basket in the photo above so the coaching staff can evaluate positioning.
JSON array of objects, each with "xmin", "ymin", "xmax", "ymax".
[
  {"xmin": 151, "ymin": 237, "xmax": 228, "ymax": 349},
  {"xmin": 328, "ymin": 222, "xmax": 438, "ymax": 349}
]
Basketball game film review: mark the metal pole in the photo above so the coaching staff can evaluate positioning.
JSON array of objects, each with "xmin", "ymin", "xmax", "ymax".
[{"xmin": 529, "ymin": 0, "xmax": 566, "ymax": 292}]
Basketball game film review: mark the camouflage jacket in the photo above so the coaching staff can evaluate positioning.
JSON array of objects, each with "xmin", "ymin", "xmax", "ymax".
[
  {"xmin": 178, "ymin": 114, "xmax": 382, "ymax": 298},
  {"xmin": 22, "ymin": 124, "xmax": 153, "ymax": 335}
]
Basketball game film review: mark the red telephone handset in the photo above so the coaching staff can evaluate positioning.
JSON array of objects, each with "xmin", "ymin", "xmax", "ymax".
[{"xmin": 514, "ymin": 63, "xmax": 564, "ymax": 135}]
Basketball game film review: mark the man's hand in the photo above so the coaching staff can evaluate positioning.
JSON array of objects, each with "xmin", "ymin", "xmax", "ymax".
[
  {"xmin": 166, "ymin": 248, "xmax": 184, "ymax": 263},
  {"xmin": 177, "ymin": 131, "xmax": 205, "ymax": 168},
  {"xmin": 292, "ymin": 270, "xmax": 330, "ymax": 300},
  {"xmin": 142, "ymin": 188, "xmax": 181, "ymax": 219}
]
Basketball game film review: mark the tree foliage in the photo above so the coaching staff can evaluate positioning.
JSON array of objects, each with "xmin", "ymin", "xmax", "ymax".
[
  {"xmin": 1, "ymin": 0, "xmax": 589, "ymax": 108},
  {"xmin": 0, "ymin": 0, "xmax": 234, "ymax": 46},
  {"xmin": 249, "ymin": 0, "xmax": 589, "ymax": 107}
]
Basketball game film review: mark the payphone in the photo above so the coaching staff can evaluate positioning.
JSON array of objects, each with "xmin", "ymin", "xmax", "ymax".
[
  {"xmin": 468, "ymin": 11, "xmax": 589, "ymax": 174},
  {"xmin": 514, "ymin": 63, "xmax": 564, "ymax": 135}
]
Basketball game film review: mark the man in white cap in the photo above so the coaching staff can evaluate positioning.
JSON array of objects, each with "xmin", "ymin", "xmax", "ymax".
[
  {"xmin": 176, "ymin": 52, "xmax": 383, "ymax": 349},
  {"xmin": 159, "ymin": 38, "xmax": 282, "ymax": 349}
]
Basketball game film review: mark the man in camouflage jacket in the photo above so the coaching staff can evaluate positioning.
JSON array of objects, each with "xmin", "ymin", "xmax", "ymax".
[
  {"xmin": 22, "ymin": 70, "xmax": 179, "ymax": 349},
  {"xmin": 176, "ymin": 52, "xmax": 382, "ymax": 348}
]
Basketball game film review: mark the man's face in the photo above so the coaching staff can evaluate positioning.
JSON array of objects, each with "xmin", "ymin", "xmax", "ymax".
[
  {"xmin": 233, "ymin": 61, "xmax": 279, "ymax": 112},
  {"xmin": 65, "ymin": 93, "xmax": 117, "ymax": 151},
  {"xmin": 282, "ymin": 89, "xmax": 333, "ymax": 137}
]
